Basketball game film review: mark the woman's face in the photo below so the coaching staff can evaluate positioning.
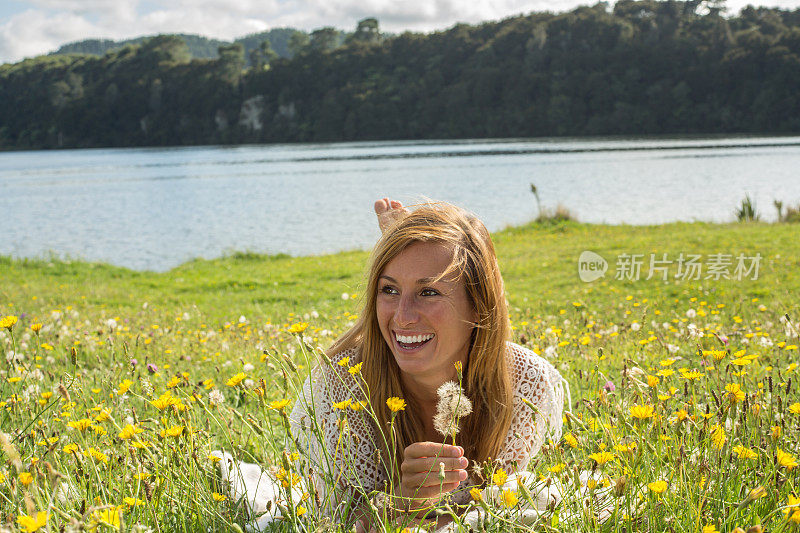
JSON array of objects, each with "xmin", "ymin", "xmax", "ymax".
[{"xmin": 376, "ymin": 241, "xmax": 478, "ymax": 383}]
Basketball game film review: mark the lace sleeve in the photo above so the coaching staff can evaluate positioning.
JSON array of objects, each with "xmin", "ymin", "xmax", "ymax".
[
  {"xmin": 289, "ymin": 349, "xmax": 388, "ymax": 514},
  {"xmin": 498, "ymin": 342, "xmax": 567, "ymax": 472}
]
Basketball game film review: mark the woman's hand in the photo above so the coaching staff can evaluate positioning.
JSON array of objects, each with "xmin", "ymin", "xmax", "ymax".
[
  {"xmin": 399, "ymin": 442, "xmax": 469, "ymax": 513},
  {"xmin": 374, "ymin": 197, "xmax": 409, "ymax": 234}
]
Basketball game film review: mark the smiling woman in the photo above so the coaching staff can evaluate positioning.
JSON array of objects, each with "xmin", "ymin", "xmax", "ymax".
[{"xmin": 287, "ymin": 199, "xmax": 568, "ymax": 530}]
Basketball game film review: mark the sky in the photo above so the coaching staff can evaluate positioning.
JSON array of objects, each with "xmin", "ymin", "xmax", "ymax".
[{"xmin": 2, "ymin": 0, "xmax": 800, "ymax": 64}]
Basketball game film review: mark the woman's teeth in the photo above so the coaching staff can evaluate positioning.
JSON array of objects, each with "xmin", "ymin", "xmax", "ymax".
[{"xmin": 395, "ymin": 333, "xmax": 434, "ymax": 344}]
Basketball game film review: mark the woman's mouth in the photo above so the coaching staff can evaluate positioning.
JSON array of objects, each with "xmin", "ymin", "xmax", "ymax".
[{"xmin": 394, "ymin": 332, "xmax": 435, "ymax": 351}]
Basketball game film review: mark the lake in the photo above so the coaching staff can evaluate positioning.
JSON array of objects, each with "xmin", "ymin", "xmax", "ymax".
[{"xmin": 2, "ymin": 135, "xmax": 799, "ymax": 272}]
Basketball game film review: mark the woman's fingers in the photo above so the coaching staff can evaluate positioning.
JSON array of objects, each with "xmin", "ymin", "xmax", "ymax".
[
  {"xmin": 404, "ymin": 441, "xmax": 463, "ymax": 459},
  {"xmin": 401, "ymin": 455, "xmax": 468, "ymax": 475},
  {"xmin": 402, "ymin": 467, "xmax": 468, "ymax": 488},
  {"xmin": 374, "ymin": 197, "xmax": 410, "ymax": 233}
]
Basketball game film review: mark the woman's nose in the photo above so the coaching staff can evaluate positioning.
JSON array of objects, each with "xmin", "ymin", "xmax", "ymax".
[{"xmin": 394, "ymin": 294, "xmax": 419, "ymax": 326}]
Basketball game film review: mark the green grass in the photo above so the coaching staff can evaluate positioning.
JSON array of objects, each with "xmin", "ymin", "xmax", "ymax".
[{"xmin": 1, "ymin": 220, "xmax": 799, "ymax": 532}]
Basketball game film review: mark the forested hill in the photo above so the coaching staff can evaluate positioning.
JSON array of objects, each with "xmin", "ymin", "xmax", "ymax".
[
  {"xmin": 2, "ymin": 2, "xmax": 800, "ymax": 150},
  {"xmin": 50, "ymin": 28, "xmax": 307, "ymax": 64}
]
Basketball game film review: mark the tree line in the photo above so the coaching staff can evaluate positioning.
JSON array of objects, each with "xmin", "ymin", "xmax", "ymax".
[{"xmin": 1, "ymin": 3, "xmax": 799, "ymax": 150}]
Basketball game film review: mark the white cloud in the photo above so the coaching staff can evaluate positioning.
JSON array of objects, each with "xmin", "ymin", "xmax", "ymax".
[{"xmin": 2, "ymin": 0, "xmax": 800, "ymax": 64}]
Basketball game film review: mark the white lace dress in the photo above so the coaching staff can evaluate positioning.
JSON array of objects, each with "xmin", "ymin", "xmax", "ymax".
[{"xmin": 288, "ymin": 341, "xmax": 567, "ymax": 511}]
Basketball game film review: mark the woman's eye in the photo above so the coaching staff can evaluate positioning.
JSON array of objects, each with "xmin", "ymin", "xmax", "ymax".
[
  {"xmin": 379, "ymin": 286, "xmax": 397, "ymax": 295},
  {"xmin": 421, "ymin": 288, "xmax": 439, "ymax": 296}
]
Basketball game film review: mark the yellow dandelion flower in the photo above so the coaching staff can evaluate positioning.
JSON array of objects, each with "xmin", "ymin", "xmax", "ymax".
[
  {"xmin": 710, "ymin": 424, "xmax": 726, "ymax": 449},
  {"xmin": 166, "ymin": 376, "xmax": 180, "ymax": 388},
  {"xmin": 118, "ymin": 424, "xmax": 143, "ymax": 440},
  {"xmin": 85, "ymin": 447, "xmax": 109, "ymax": 464},
  {"xmin": 630, "ymin": 404, "xmax": 655, "ymax": 419},
  {"xmin": 123, "ymin": 497, "xmax": 145, "ymax": 507},
  {"xmin": 656, "ymin": 369, "xmax": 675, "ymax": 378},
  {"xmin": 296, "ymin": 504, "xmax": 307, "ymax": 516},
  {"xmin": 348, "ymin": 362, "xmax": 363, "ymax": 375},
  {"xmin": 17, "ymin": 511, "xmax": 48, "ymax": 532},
  {"xmin": 269, "ymin": 398, "xmax": 291, "ymax": 410},
  {"xmin": 337, "ymin": 356, "xmax": 350, "ymax": 367},
  {"xmin": 288, "ymin": 322, "xmax": 308, "ymax": 334},
  {"xmin": 0, "ymin": 315, "xmax": 18, "ymax": 330},
  {"xmin": 648, "ymin": 480, "xmax": 668, "ymax": 494},
  {"xmin": 226, "ymin": 372, "xmax": 246, "ymax": 387},
  {"xmin": 732, "ymin": 445, "xmax": 757, "ymax": 459},
  {"xmin": 63, "ymin": 443, "xmax": 79, "ymax": 454},
  {"xmin": 500, "ymin": 489, "xmax": 519, "ymax": 508},
  {"xmin": 725, "ymin": 383, "xmax": 745, "ymax": 404},
  {"xmin": 470, "ymin": 487, "xmax": 483, "ymax": 502},
  {"xmin": 660, "ymin": 358, "xmax": 676, "ymax": 367},
  {"xmin": 212, "ymin": 492, "xmax": 226, "ymax": 502},
  {"xmin": 548, "ymin": 463, "xmax": 566, "ymax": 473},
  {"xmin": 161, "ymin": 425, "xmax": 184, "ymax": 438},
  {"xmin": 67, "ymin": 418, "xmax": 93, "ymax": 432},
  {"xmin": 117, "ymin": 380, "xmax": 133, "ymax": 395},
  {"xmin": 680, "ymin": 370, "xmax": 705, "ymax": 380},
  {"xmin": 89, "ymin": 507, "xmax": 120, "ymax": 530},
  {"xmin": 772, "ymin": 425, "xmax": 782, "ymax": 439},
  {"xmin": 563, "ymin": 433, "xmax": 578, "ymax": 448},
  {"xmin": 784, "ymin": 494, "xmax": 800, "ymax": 523},
  {"xmin": 647, "ymin": 375, "xmax": 660, "ymax": 388},
  {"xmin": 777, "ymin": 449, "xmax": 798, "ymax": 470},
  {"xmin": 493, "ymin": 469, "xmax": 508, "ymax": 487},
  {"xmin": 30, "ymin": 323, "xmax": 43, "ymax": 333},
  {"xmin": 150, "ymin": 391, "xmax": 178, "ymax": 410},
  {"xmin": 788, "ymin": 403, "xmax": 800, "ymax": 415},
  {"xmin": 333, "ymin": 399, "xmax": 352, "ymax": 410},
  {"xmin": 702, "ymin": 525, "xmax": 719, "ymax": 533},
  {"xmin": 350, "ymin": 400, "xmax": 368, "ymax": 411},
  {"xmin": 386, "ymin": 397, "xmax": 406, "ymax": 412},
  {"xmin": 19, "ymin": 472, "xmax": 34, "ymax": 486},
  {"xmin": 589, "ymin": 451, "xmax": 615, "ymax": 465}
]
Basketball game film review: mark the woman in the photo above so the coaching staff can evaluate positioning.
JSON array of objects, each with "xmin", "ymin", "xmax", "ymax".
[{"xmin": 289, "ymin": 199, "xmax": 567, "ymax": 529}]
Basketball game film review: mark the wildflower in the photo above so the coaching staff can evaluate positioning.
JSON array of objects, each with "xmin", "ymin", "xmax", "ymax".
[
  {"xmin": 657, "ymin": 369, "xmax": 675, "ymax": 378},
  {"xmin": 63, "ymin": 443, "xmax": 79, "ymax": 454},
  {"xmin": 123, "ymin": 497, "xmax": 145, "ymax": 506},
  {"xmin": 212, "ymin": 492, "xmax": 226, "ymax": 502},
  {"xmin": 788, "ymin": 403, "xmax": 800, "ymax": 415},
  {"xmin": 470, "ymin": 487, "xmax": 483, "ymax": 502},
  {"xmin": 784, "ymin": 494, "xmax": 800, "ymax": 523},
  {"xmin": 563, "ymin": 433, "xmax": 578, "ymax": 448},
  {"xmin": 500, "ymin": 489, "xmax": 519, "ymax": 508},
  {"xmin": 772, "ymin": 425, "xmax": 782, "ymax": 439},
  {"xmin": 89, "ymin": 507, "xmax": 121, "ymax": 530},
  {"xmin": 20, "ymin": 472, "xmax": 34, "ymax": 486},
  {"xmin": 166, "ymin": 376, "xmax": 180, "ymax": 388},
  {"xmin": 732, "ymin": 445, "xmax": 757, "ymax": 459},
  {"xmin": 0, "ymin": 315, "xmax": 18, "ymax": 330},
  {"xmin": 288, "ymin": 322, "xmax": 308, "ymax": 334},
  {"xmin": 603, "ymin": 380, "xmax": 616, "ymax": 392},
  {"xmin": 710, "ymin": 424, "xmax": 726, "ymax": 449},
  {"xmin": 548, "ymin": 463, "xmax": 566, "ymax": 473},
  {"xmin": 118, "ymin": 424, "xmax": 143, "ymax": 440},
  {"xmin": 208, "ymin": 389, "xmax": 225, "ymax": 406},
  {"xmin": 680, "ymin": 369, "xmax": 704, "ymax": 380},
  {"xmin": 161, "ymin": 425, "xmax": 184, "ymax": 438},
  {"xmin": 333, "ymin": 399, "xmax": 352, "ymax": 410},
  {"xmin": 117, "ymin": 380, "xmax": 133, "ymax": 395},
  {"xmin": 350, "ymin": 400, "xmax": 368, "ymax": 411},
  {"xmin": 648, "ymin": 480, "xmax": 668, "ymax": 494},
  {"xmin": 647, "ymin": 375, "xmax": 659, "ymax": 388},
  {"xmin": 725, "ymin": 384, "xmax": 746, "ymax": 404},
  {"xmin": 17, "ymin": 511, "xmax": 48, "ymax": 532},
  {"xmin": 150, "ymin": 392, "xmax": 178, "ymax": 410},
  {"xmin": 68, "ymin": 418, "xmax": 93, "ymax": 432},
  {"xmin": 337, "ymin": 356, "xmax": 350, "ymax": 367},
  {"xmin": 629, "ymin": 404, "xmax": 655, "ymax": 420},
  {"xmin": 589, "ymin": 451, "xmax": 615, "ymax": 465},
  {"xmin": 226, "ymin": 372, "xmax": 246, "ymax": 387},
  {"xmin": 30, "ymin": 323, "xmax": 42, "ymax": 333},
  {"xmin": 348, "ymin": 362, "xmax": 363, "ymax": 375},
  {"xmin": 777, "ymin": 449, "xmax": 798, "ymax": 470},
  {"xmin": 85, "ymin": 448, "xmax": 109, "ymax": 463},
  {"xmin": 702, "ymin": 525, "xmax": 719, "ymax": 533},
  {"xmin": 492, "ymin": 468, "xmax": 508, "ymax": 487},
  {"xmin": 296, "ymin": 505, "xmax": 307, "ymax": 516},
  {"xmin": 269, "ymin": 398, "xmax": 291, "ymax": 410},
  {"xmin": 433, "ymin": 381, "xmax": 473, "ymax": 442},
  {"xmin": 386, "ymin": 397, "xmax": 406, "ymax": 413}
]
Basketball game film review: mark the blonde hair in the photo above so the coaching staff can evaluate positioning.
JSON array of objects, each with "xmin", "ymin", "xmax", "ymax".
[{"xmin": 328, "ymin": 201, "xmax": 512, "ymax": 474}]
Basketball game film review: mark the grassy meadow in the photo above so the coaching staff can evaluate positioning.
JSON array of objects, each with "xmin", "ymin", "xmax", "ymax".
[{"xmin": 1, "ymin": 220, "xmax": 799, "ymax": 532}]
